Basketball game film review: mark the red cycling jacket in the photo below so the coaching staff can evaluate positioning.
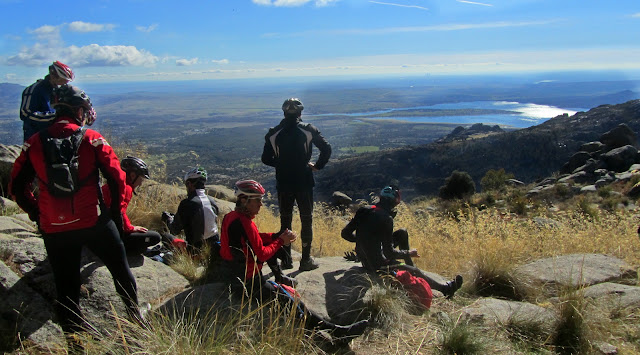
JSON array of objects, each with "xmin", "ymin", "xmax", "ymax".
[
  {"xmin": 102, "ymin": 183, "xmax": 134, "ymax": 234},
  {"xmin": 10, "ymin": 118, "xmax": 126, "ymax": 234},
  {"xmin": 220, "ymin": 210, "xmax": 284, "ymax": 280}
]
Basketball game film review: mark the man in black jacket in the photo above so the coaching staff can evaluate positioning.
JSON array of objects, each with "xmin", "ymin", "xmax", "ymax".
[
  {"xmin": 162, "ymin": 167, "xmax": 220, "ymax": 254},
  {"xmin": 262, "ymin": 98, "xmax": 332, "ymax": 271},
  {"xmin": 342, "ymin": 185, "xmax": 463, "ymax": 298}
]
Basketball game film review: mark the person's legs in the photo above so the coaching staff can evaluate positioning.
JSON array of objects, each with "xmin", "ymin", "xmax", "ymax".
[
  {"xmin": 296, "ymin": 189, "xmax": 318, "ymax": 271},
  {"xmin": 43, "ymin": 232, "xmax": 85, "ymax": 333},
  {"xmin": 391, "ymin": 229, "xmax": 414, "ymax": 266},
  {"xmin": 266, "ymin": 250, "xmax": 297, "ymax": 287},
  {"xmin": 124, "ymin": 230, "xmax": 162, "ymax": 254},
  {"xmin": 277, "ymin": 190, "xmax": 296, "ymax": 268},
  {"xmin": 85, "ymin": 220, "xmax": 141, "ymax": 322}
]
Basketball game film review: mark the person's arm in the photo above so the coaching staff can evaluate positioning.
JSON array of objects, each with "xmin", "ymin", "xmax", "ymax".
[
  {"xmin": 311, "ymin": 126, "xmax": 331, "ymax": 170},
  {"xmin": 9, "ymin": 144, "xmax": 38, "ymax": 222},
  {"xmin": 261, "ymin": 130, "xmax": 277, "ymax": 167},
  {"xmin": 380, "ymin": 217, "xmax": 410, "ymax": 261},
  {"xmin": 341, "ymin": 214, "xmax": 359, "ymax": 243},
  {"xmin": 167, "ymin": 200, "xmax": 187, "ymax": 235},
  {"xmin": 243, "ymin": 219, "xmax": 285, "ymax": 263},
  {"xmin": 92, "ymin": 132, "xmax": 127, "ymax": 234},
  {"xmin": 20, "ymin": 84, "xmax": 56, "ymax": 124}
]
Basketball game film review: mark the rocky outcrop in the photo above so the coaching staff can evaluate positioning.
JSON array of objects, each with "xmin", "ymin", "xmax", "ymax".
[{"xmin": 0, "ymin": 144, "xmax": 20, "ymax": 198}]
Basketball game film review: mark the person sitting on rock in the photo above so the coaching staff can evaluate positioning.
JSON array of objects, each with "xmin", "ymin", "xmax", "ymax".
[
  {"xmin": 161, "ymin": 166, "xmax": 220, "ymax": 255},
  {"xmin": 220, "ymin": 179, "xmax": 369, "ymax": 342},
  {"xmin": 102, "ymin": 156, "xmax": 161, "ymax": 255},
  {"xmin": 341, "ymin": 185, "xmax": 463, "ymax": 299}
]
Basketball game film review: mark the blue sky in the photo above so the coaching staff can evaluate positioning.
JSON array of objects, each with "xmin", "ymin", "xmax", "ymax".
[{"xmin": 1, "ymin": 0, "xmax": 639, "ymax": 85}]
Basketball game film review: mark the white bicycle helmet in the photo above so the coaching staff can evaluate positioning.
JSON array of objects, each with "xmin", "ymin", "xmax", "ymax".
[{"xmin": 184, "ymin": 166, "xmax": 207, "ymax": 183}]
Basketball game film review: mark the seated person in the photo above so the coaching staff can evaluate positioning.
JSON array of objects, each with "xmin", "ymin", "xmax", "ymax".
[
  {"xmin": 161, "ymin": 167, "xmax": 220, "ymax": 255},
  {"xmin": 102, "ymin": 156, "xmax": 161, "ymax": 254},
  {"xmin": 341, "ymin": 185, "xmax": 463, "ymax": 299},
  {"xmin": 220, "ymin": 180, "xmax": 368, "ymax": 341}
]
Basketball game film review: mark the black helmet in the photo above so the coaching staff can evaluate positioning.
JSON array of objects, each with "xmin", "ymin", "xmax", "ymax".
[
  {"xmin": 52, "ymin": 84, "xmax": 96, "ymax": 125},
  {"xmin": 121, "ymin": 156, "xmax": 150, "ymax": 179},
  {"xmin": 282, "ymin": 98, "xmax": 304, "ymax": 116}
]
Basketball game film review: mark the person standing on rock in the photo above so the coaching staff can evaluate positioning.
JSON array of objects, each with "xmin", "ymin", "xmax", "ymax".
[
  {"xmin": 219, "ymin": 179, "xmax": 368, "ymax": 343},
  {"xmin": 9, "ymin": 85, "xmax": 144, "ymax": 341},
  {"xmin": 261, "ymin": 98, "xmax": 332, "ymax": 271},
  {"xmin": 342, "ymin": 185, "xmax": 463, "ymax": 298},
  {"xmin": 20, "ymin": 61, "xmax": 75, "ymax": 141}
]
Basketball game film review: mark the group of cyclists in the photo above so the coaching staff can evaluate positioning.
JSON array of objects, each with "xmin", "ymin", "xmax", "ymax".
[{"xmin": 10, "ymin": 61, "xmax": 463, "ymax": 349}]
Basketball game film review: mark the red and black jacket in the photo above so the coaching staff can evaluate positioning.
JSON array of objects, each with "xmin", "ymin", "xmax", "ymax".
[
  {"xmin": 219, "ymin": 210, "xmax": 284, "ymax": 281},
  {"xmin": 10, "ymin": 118, "xmax": 126, "ymax": 234}
]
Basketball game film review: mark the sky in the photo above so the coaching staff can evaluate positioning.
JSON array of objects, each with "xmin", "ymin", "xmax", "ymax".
[{"xmin": 1, "ymin": 0, "xmax": 640, "ymax": 85}]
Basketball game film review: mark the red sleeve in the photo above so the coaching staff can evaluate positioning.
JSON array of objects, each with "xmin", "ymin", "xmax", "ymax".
[
  {"xmin": 243, "ymin": 219, "xmax": 284, "ymax": 262},
  {"xmin": 88, "ymin": 131, "xmax": 126, "ymax": 212},
  {"xmin": 102, "ymin": 183, "xmax": 134, "ymax": 233},
  {"xmin": 9, "ymin": 141, "xmax": 38, "ymax": 217}
]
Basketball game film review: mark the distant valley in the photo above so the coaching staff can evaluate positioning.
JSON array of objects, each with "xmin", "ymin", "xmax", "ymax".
[{"xmin": 1, "ymin": 73, "xmax": 638, "ymax": 199}]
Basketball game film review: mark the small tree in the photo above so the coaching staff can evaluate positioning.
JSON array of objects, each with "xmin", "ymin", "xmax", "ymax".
[
  {"xmin": 480, "ymin": 168, "xmax": 515, "ymax": 192},
  {"xmin": 439, "ymin": 170, "xmax": 476, "ymax": 200}
]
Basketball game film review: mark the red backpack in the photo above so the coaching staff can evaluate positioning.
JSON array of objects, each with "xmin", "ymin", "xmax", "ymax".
[{"xmin": 394, "ymin": 270, "xmax": 433, "ymax": 310}]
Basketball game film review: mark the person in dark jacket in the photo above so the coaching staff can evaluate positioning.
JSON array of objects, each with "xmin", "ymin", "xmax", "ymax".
[
  {"xmin": 20, "ymin": 61, "xmax": 74, "ymax": 141},
  {"xmin": 220, "ymin": 180, "xmax": 368, "ymax": 343},
  {"xmin": 102, "ymin": 156, "xmax": 162, "ymax": 254},
  {"xmin": 342, "ymin": 185, "xmax": 463, "ymax": 299},
  {"xmin": 10, "ymin": 85, "xmax": 143, "ymax": 343},
  {"xmin": 161, "ymin": 166, "xmax": 220, "ymax": 254},
  {"xmin": 261, "ymin": 98, "xmax": 332, "ymax": 271}
]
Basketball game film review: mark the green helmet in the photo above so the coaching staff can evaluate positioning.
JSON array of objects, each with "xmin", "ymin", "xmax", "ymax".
[{"xmin": 184, "ymin": 166, "xmax": 207, "ymax": 183}]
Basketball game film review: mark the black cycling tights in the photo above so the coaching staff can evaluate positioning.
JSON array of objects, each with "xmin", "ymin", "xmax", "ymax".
[{"xmin": 43, "ymin": 219, "xmax": 139, "ymax": 333}]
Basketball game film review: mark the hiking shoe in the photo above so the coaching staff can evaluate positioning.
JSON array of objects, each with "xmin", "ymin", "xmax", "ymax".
[
  {"xmin": 299, "ymin": 257, "xmax": 319, "ymax": 271},
  {"xmin": 444, "ymin": 275, "xmax": 463, "ymax": 299}
]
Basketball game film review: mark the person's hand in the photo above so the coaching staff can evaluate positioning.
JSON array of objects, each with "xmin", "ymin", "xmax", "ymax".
[
  {"xmin": 133, "ymin": 226, "xmax": 148, "ymax": 233},
  {"xmin": 279, "ymin": 229, "xmax": 297, "ymax": 245},
  {"xmin": 308, "ymin": 162, "xmax": 318, "ymax": 172},
  {"xmin": 409, "ymin": 249, "xmax": 420, "ymax": 258}
]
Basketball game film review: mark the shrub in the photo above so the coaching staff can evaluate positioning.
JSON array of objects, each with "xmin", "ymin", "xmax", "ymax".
[
  {"xmin": 439, "ymin": 171, "xmax": 476, "ymax": 200},
  {"xmin": 480, "ymin": 168, "xmax": 514, "ymax": 192}
]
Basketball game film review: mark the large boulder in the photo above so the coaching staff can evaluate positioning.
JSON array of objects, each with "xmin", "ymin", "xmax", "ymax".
[
  {"xmin": 0, "ymin": 144, "xmax": 20, "ymax": 198},
  {"xmin": 599, "ymin": 123, "xmax": 638, "ymax": 149},
  {"xmin": 515, "ymin": 254, "xmax": 637, "ymax": 295},
  {"xmin": 601, "ymin": 145, "xmax": 640, "ymax": 172}
]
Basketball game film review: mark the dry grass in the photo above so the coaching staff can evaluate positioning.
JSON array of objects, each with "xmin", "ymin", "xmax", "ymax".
[{"xmin": 95, "ymin": 180, "xmax": 640, "ymax": 354}]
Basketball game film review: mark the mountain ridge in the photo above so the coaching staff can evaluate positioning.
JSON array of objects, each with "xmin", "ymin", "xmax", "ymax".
[{"xmin": 314, "ymin": 99, "xmax": 640, "ymax": 201}]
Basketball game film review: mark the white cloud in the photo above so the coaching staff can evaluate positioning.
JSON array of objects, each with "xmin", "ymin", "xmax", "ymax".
[
  {"xmin": 632, "ymin": 13, "xmax": 640, "ymax": 18},
  {"xmin": 68, "ymin": 21, "xmax": 116, "ymax": 32},
  {"xmin": 6, "ymin": 43, "xmax": 159, "ymax": 67},
  {"xmin": 29, "ymin": 25, "xmax": 62, "ymax": 43},
  {"xmin": 265, "ymin": 19, "xmax": 560, "ymax": 37},
  {"xmin": 369, "ymin": 1, "xmax": 428, "ymax": 11},
  {"xmin": 211, "ymin": 59, "xmax": 230, "ymax": 64},
  {"xmin": 252, "ymin": 0, "xmax": 338, "ymax": 6},
  {"xmin": 136, "ymin": 24, "xmax": 159, "ymax": 33},
  {"xmin": 176, "ymin": 58, "xmax": 199, "ymax": 66},
  {"xmin": 456, "ymin": 0, "xmax": 493, "ymax": 6}
]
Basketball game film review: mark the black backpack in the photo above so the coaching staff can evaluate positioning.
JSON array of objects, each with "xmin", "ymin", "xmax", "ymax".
[{"xmin": 40, "ymin": 127, "xmax": 87, "ymax": 197}]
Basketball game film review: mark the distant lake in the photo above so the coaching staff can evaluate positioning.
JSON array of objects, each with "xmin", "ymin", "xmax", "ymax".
[{"xmin": 310, "ymin": 101, "xmax": 587, "ymax": 128}]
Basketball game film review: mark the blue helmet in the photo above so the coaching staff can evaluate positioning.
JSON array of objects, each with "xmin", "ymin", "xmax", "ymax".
[{"xmin": 380, "ymin": 185, "xmax": 401, "ymax": 202}]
